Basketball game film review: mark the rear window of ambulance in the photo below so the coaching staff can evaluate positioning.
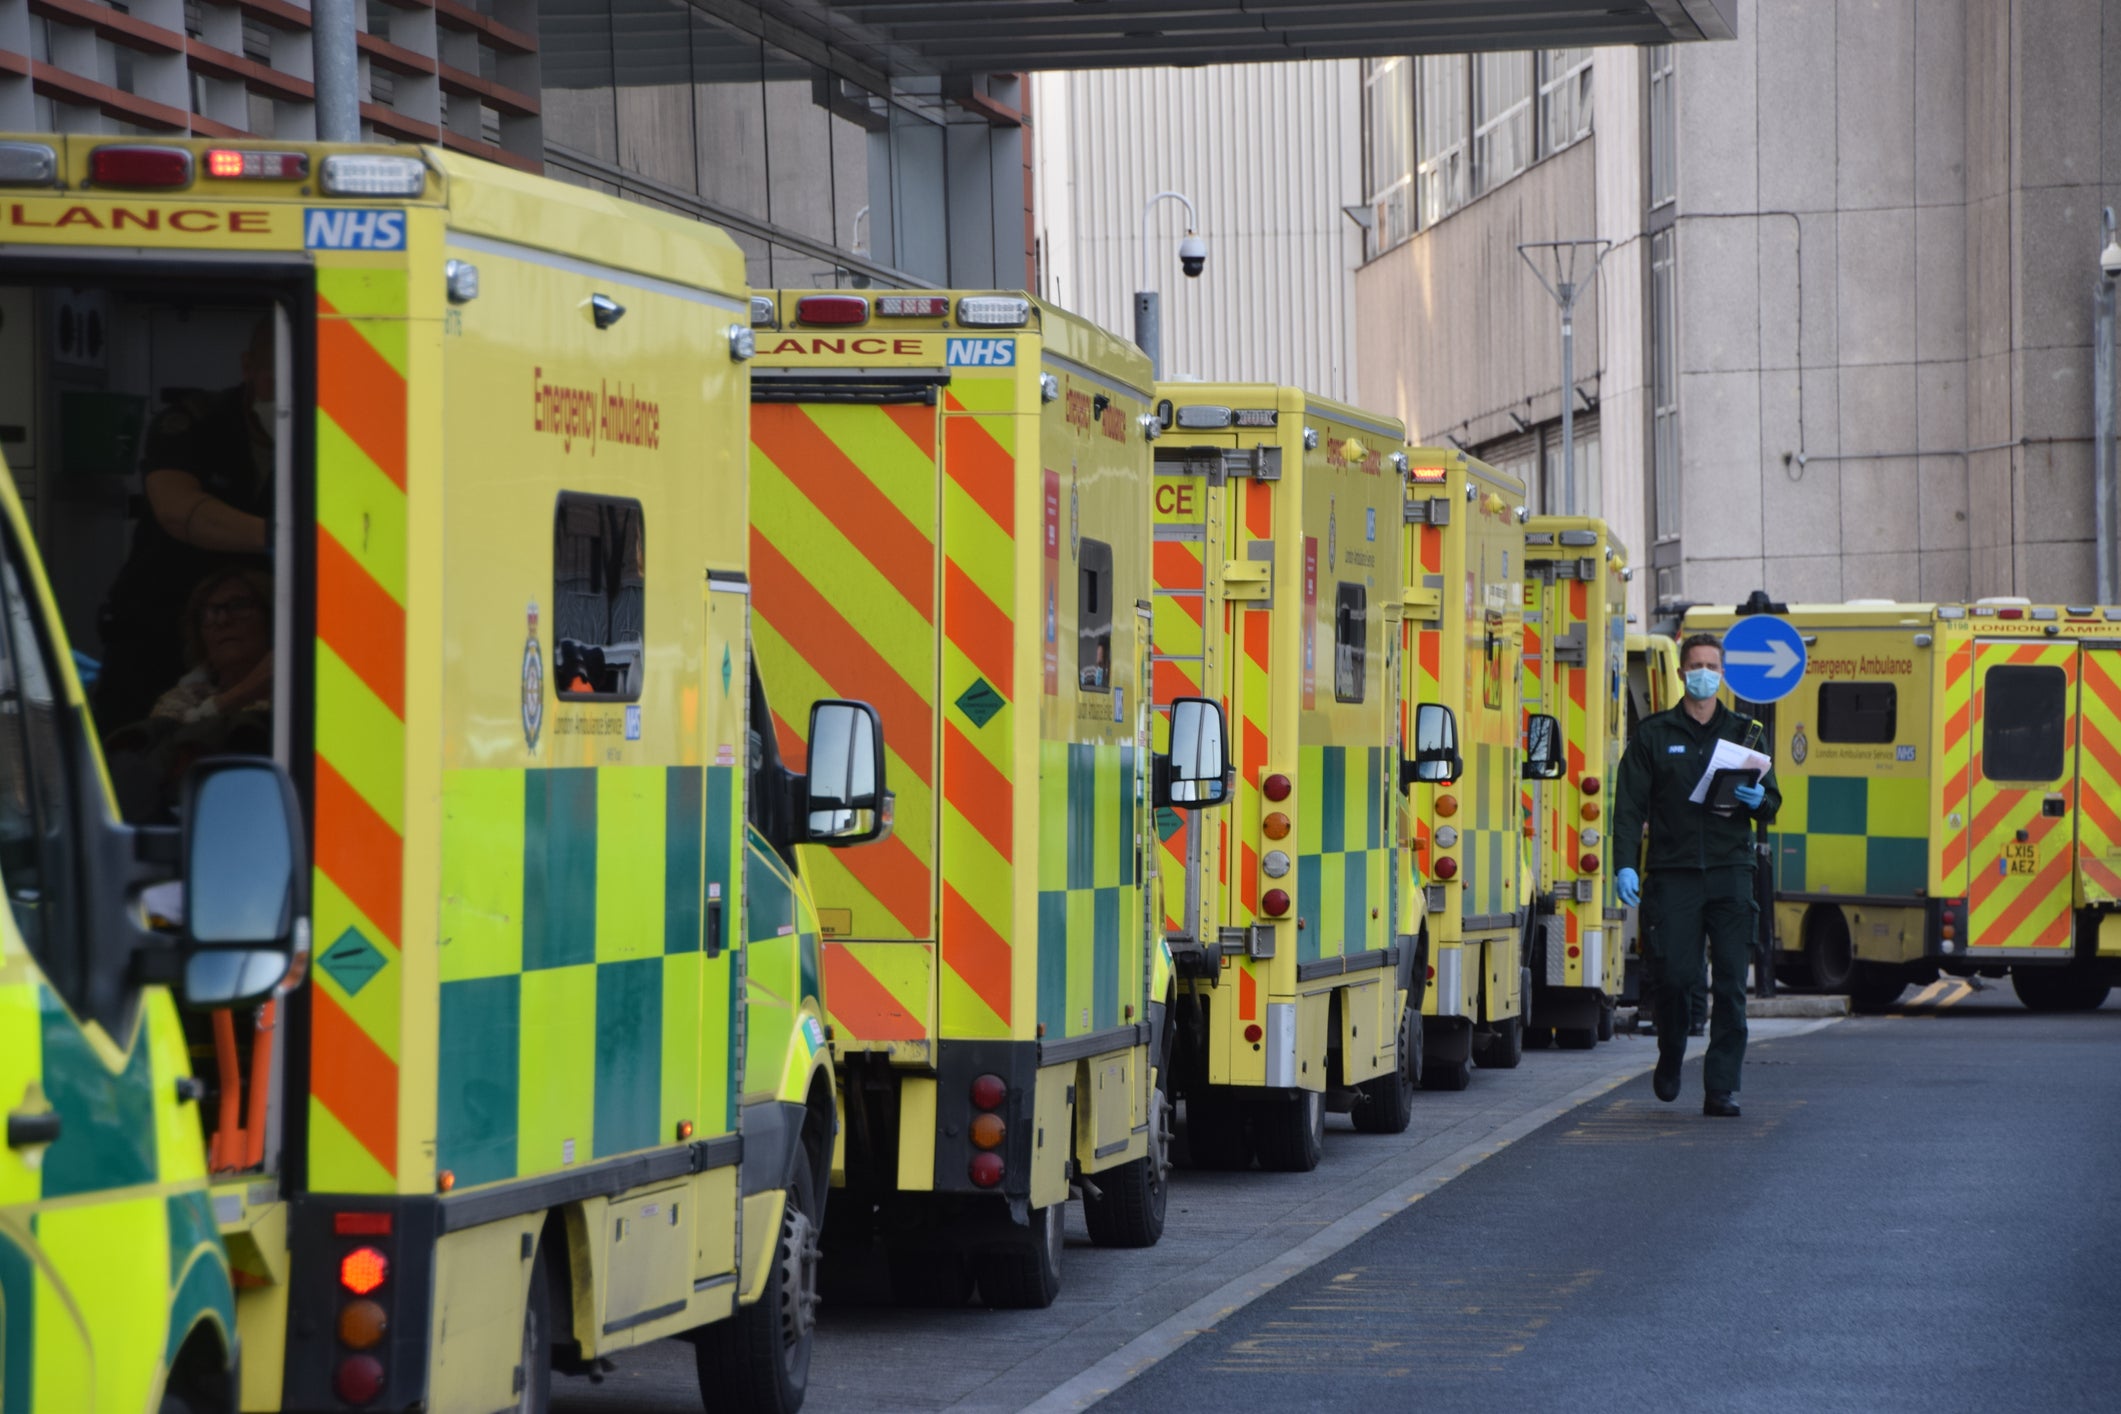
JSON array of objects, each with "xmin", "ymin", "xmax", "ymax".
[{"xmin": 1981, "ymin": 665, "xmax": 2067, "ymax": 782}]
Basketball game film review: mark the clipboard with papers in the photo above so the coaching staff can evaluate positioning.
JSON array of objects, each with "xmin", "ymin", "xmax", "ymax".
[{"xmin": 1688, "ymin": 739, "xmax": 1772, "ymax": 813}]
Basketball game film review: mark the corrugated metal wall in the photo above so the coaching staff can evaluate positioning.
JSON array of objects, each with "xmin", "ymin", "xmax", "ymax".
[{"xmin": 1031, "ymin": 62, "xmax": 1364, "ymax": 399}]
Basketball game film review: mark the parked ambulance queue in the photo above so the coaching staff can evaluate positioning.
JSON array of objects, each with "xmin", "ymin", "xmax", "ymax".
[{"xmin": 0, "ymin": 135, "xmax": 2112, "ymax": 1414}]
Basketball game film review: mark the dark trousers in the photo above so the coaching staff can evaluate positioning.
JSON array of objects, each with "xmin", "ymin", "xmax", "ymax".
[{"xmin": 1642, "ymin": 866, "xmax": 1751, "ymax": 1094}]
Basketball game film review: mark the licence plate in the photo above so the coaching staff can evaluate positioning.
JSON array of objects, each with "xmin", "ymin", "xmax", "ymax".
[{"xmin": 2003, "ymin": 841, "xmax": 2039, "ymax": 875}]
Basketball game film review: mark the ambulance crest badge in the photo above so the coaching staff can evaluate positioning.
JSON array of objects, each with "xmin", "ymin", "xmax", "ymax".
[{"xmin": 523, "ymin": 601, "xmax": 545, "ymax": 751}]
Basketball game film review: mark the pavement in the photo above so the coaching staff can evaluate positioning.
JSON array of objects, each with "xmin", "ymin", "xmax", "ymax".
[{"xmin": 553, "ymin": 1013, "xmax": 1837, "ymax": 1414}]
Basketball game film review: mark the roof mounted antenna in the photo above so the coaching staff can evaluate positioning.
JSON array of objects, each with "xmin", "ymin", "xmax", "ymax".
[{"xmin": 1734, "ymin": 588, "xmax": 1788, "ymax": 617}]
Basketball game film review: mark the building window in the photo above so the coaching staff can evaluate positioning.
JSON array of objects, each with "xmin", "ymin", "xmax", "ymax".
[
  {"xmin": 1362, "ymin": 57, "xmax": 1416, "ymax": 258},
  {"xmin": 1816, "ymin": 683, "xmax": 1899, "ymax": 744},
  {"xmin": 1416, "ymin": 54, "xmax": 1467, "ymax": 226},
  {"xmin": 554, "ymin": 493, "xmax": 646, "ymax": 701},
  {"xmin": 1078, "ymin": 538, "xmax": 1114, "ymax": 692},
  {"xmin": 1471, "ymin": 52, "xmax": 1531, "ymax": 196},
  {"xmin": 1539, "ymin": 48, "xmax": 1593, "ymax": 155},
  {"xmin": 1981, "ymin": 666, "xmax": 2068, "ymax": 782},
  {"xmin": 1649, "ymin": 227, "xmax": 1679, "ymax": 547},
  {"xmin": 1647, "ymin": 44, "xmax": 1676, "ymax": 210},
  {"xmin": 1334, "ymin": 584, "xmax": 1367, "ymax": 703}
]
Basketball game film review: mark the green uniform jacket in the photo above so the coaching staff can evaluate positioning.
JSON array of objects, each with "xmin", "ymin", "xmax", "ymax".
[{"xmin": 1611, "ymin": 701, "xmax": 1782, "ymax": 873}]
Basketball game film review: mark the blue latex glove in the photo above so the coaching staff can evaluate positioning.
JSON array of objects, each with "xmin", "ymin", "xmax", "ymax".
[
  {"xmin": 1733, "ymin": 782, "xmax": 1766, "ymax": 810},
  {"xmin": 1616, "ymin": 867, "xmax": 1641, "ymax": 908}
]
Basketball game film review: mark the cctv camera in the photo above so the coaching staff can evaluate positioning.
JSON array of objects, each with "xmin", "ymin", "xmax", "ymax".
[
  {"xmin": 1178, "ymin": 231, "xmax": 1207, "ymax": 279},
  {"xmin": 2103, "ymin": 240, "xmax": 2121, "ymax": 279}
]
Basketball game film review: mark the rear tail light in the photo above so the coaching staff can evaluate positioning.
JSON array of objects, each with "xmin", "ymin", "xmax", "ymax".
[
  {"xmin": 1580, "ymin": 776, "xmax": 1602, "ymax": 796},
  {"xmin": 876, "ymin": 295, "xmax": 947, "ymax": 317},
  {"xmin": 334, "ymin": 1211, "xmax": 392, "ymax": 1236},
  {"xmin": 205, "ymin": 147, "xmax": 308, "ymax": 179},
  {"xmin": 1262, "ymin": 812, "xmax": 1291, "ymax": 840},
  {"xmin": 970, "ymin": 1072, "xmax": 1007, "ymax": 1110},
  {"xmin": 1243, "ymin": 1023, "xmax": 1263, "ymax": 1043},
  {"xmin": 1434, "ymin": 857, "xmax": 1459, "ymax": 881},
  {"xmin": 320, "ymin": 153, "xmax": 425, "ymax": 197},
  {"xmin": 956, "ymin": 295, "xmax": 1031, "ymax": 327},
  {"xmin": 969, "ymin": 1113, "xmax": 1005, "ymax": 1149},
  {"xmin": 796, "ymin": 295, "xmax": 868, "ymax": 326},
  {"xmin": 1261, "ymin": 888, "xmax": 1291, "ymax": 917},
  {"xmin": 0, "ymin": 141, "xmax": 57, "ymax": 186},
  {"xmin": 1579, "ymin": 852, "xmax": 1601, "ymax": 873},
  {"xmin": 1581, "ymin": 801, "xmax": 1601, "ymax": 821},
  {"xmin": 339, "ymin": 1246, "xmax": 388, "ymax": 1296},
  {"xmin": 1998, "ymin": 608, "xmax": 2025, "ymax": 620},
  {"xmin": 1435, "ymin": 794, "xmax": 1458, "ymax": 818},
  {"xmin": 334, "ymin": 1356, "xmax": 386, "ymax": 1406},
  {"xmin": 1263, "ymin": 773, "xmax": 1293, "ymax": 802},
  {"xmin": 90, "ymin": 145, "xmax": 192, "ymax": 188},
  {"xmin": 968, "ymin": 1152, "xmax": 1004, "ymax": 1188}
]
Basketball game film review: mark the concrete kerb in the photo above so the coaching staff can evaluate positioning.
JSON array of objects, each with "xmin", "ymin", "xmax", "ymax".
[{"xmin": 1011, "ymin": 1016, "xmax": 1844, "ymax": 1414}]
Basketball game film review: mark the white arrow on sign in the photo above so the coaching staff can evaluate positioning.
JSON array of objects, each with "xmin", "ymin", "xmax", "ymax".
[{"xmin": 1726, "ymin": 639, "xmax": 1803, "ymax": 678}]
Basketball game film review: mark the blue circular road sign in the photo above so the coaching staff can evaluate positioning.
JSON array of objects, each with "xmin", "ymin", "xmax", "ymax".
[{"xmin": 1719, "ymin": 615, "xmax": 1807, "ymax": 704}]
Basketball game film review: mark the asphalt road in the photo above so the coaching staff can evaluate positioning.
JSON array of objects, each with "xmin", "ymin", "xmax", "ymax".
[{"xmin": 1100, "ymin": 981, "xmax": 2121, "ymax": 1413}]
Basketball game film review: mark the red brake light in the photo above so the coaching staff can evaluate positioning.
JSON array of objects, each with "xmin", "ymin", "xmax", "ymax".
[
  {"xmin": 1261, "ymin": 888, "xmax": 1291, "ymax": 917},
  {"xmin": 334, "ymin": 1355, "xmax": 385, "ymax": 1406},
  {"xmin": 334, "ymin": 1211, "xmax": 392, "ymax": 1237},
  {"xmin": 969, "ymin": 1113, "xmax": 1005, "ymax": 1150},
  {"xmin": 1580, "ymin": 776, "xmax": 1601, "ymax": 796},
  {"xmin": 796, "ymin": 295, "xmax": 868, "ymax": 326},
  {"xmin": 1263, "ymin": 773, "xmax": 1293, "ymax": 802},
  {"xmin": 1434, "ymin": 857, "xmax": 1459, "ymax": 880},
  {"xmin": 968, "ymin": 1152, "xmax": 1004, "ymax": 1188},
  {"xmin": 90, "ymin": 145, "xmax": 191, "ymax": 188},
  {"xmin": 339, "ymin": 1246, "xmax": 389, "ymax": 1296},
  {"xmin": 206, "ymin": 148, "xmax": 309, "ymax": 180},
  {"xmin": 1579, "ymin": 852, "xmax": 1602, "ymax": 873},
  {"xmin": 1998, "ymin": 608, "xmax": 2024, "ymax": 620},
  {"xmin": 1243, "ymin": 1023, "xmax": 1263, "ymax": 1043},
  {"xmin": 970, "ymin": 1072, "xmax": 1007, "ymax": 1110}
]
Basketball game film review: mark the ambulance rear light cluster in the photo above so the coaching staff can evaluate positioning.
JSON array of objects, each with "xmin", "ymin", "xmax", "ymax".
[
  {"xmin": 877, "ymin": 295, "xmax": 948, "ymax": 317},
  {"xmin": 1937, "ymin": 897, "xmax": 1968, "ymax": 952},
  {"xmin": 797, "ymin": 295, "xmax": 869, "ymax": 326},
  {"xmin": 91, "ymin": 144, "xmax": 191, "ymax": 187},
  {"xmin": 957, "ymin": 296, "xmax": 1030, "ymax": 327},
  {"xmin": 968, "ymin": 1073, "xmax": 1008, "ymax": 1187},
  {"xmin": 206, "ymin": 148, "xmax": 308, "ymax": 179},
  {"xmin": 1258, "ymin": 773, "xmax": 1295, "ymax": 916},
  {"xmin": 320, "ymin": 153, "xmax": 426, "ymax": 197},
  {"xmin": 332, "ymin": 1213, "xmax": 394, "ymax": 1405},
  {"xmin": 0, "ymin": 141, "xmax": 57, "ymax": 185}
]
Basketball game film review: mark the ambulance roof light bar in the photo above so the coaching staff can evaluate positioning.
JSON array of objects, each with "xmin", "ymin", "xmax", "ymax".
[
  {"xmin": 1175, "ymin": 405, "xmax": 1232, "ymax": 430},
  {"xmin": 320, "ymin": 154, "xmax": 426, "ymax": 198},
  {"xmin": 957, "ymin": 296, "xmax": 1030, "ymax": 328},
  {"xmin": 0, "ymin": 141, "xmax": 56, "ymax": 186}
]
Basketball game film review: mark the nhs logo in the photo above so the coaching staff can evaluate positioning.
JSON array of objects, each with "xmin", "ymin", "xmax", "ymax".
[
  {"xmin": 304, "ymin": 208, "xmax": 407, "ymax": 251},
  {"xmin": 947, "ymin": 338, "xmax": 1015, "ymax": 367}
]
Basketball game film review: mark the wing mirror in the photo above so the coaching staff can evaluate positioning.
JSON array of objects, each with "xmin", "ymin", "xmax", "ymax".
[
  {"xmin": 1400, "ymin": 702, "xmax": 1462, "ymax": 788},
  {"xmin": 1522, "ymin": 712, "xmax": 1564, "ymax": 781},
  {"xmin": 177, "ymin": 757, "xmax": 309, "ymax": 1009},
  {"xmin": 803, "ymin": 698, "xmax": 893, "ymax": 845},
  {"xmin": 1155, "ymin": 696, "xmax": 1231, "ymax": 809}
]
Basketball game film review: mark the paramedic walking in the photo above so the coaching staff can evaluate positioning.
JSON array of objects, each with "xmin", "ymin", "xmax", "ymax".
[{"xmin": 1610, "ymin": 632, "xmax": 1781, "ymax": 1117}]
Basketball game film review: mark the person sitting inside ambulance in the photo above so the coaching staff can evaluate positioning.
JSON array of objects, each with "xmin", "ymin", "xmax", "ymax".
[
  {"xmin": 94, "ymin": 318, "xmax": 275, "ymax": 733},
  {"xmin": 104, "ymin": 569, "xmax": 274, "ymax": 823}
]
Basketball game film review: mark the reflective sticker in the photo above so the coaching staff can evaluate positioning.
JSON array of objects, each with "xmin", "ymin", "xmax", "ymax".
[{"xmin": 625, "ymin": 704, "xmax": 641, "ymax": 740}]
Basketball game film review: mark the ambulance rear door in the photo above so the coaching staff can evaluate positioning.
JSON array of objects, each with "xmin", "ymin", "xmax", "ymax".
[
  {"xmin": 1966, "ymin": 640, "xmax": 2078, "ymax": 956},
  {"xmin": 2072, "ymin": 643, "xmax": 2121, "ymax": 908}
]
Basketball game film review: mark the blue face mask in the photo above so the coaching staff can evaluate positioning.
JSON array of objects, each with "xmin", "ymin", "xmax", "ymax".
[{"xmin": 1685, "ymin": 668, "xmax": 1722, "ymax": 700}]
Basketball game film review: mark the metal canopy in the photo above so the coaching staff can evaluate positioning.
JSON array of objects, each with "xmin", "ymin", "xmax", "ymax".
[{"xmin": 735, "ymin": 0, "xmax": 1736, "ymax": 76}]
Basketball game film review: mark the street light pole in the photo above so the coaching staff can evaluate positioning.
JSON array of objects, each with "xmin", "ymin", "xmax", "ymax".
[
  {"xmin": 1135, "ymin": 190, "xmax": 1199, "ymax": 381},
  {"xmin": 2096, "ymin": 206, "xmax": 2119, "ymax": 603},
  {"xmin": 1518, "ymin": 239, "xmax": 1614, "ymax": 517},
  {"xmin": 312, "ymin": 0, "xmax": 361, "ymax": 142}
]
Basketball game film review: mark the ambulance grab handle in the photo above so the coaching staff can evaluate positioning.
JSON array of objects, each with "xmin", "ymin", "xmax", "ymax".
[{"xmin": 7, "ymin": 1111, "xmax": 59, "ymax": 1148}]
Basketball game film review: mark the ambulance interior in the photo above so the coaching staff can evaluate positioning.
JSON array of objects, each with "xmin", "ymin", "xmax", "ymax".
[{"xmin": 1, "ymin": 274, "xmax": 295, "ymax": 1178}]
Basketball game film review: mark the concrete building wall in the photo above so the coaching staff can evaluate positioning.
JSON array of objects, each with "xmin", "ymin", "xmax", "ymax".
[{"xmin": 1032, "ymin": 63, "xmax": 1364, "ymax": 398}]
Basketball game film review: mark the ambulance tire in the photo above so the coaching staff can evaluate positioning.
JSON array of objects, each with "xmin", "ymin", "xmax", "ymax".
[
  {"xmin": 1421, "ymin": 1023, "xmax": 1473, "ymax": 1092},
  {"xmin": 695, "ymin": 1148, "xmax": 819, "ymax": 1414},
  {"xmin": 1352, "ymin": 1007, "xmax": 1420, "ymax": 1134},
  {"xmin": 1597, "ymin": 997, "xmax": 1616, "ymax": 1041},
  {"xmin": 971, "ymin": 1200, "xmax": 1064, "ymax": 1310},
  {"xmin": 1083, "ymin": 1066, "xmax": 1171, "ymax": 1247},
  {"xmin": 1555, "ymin": 1024, "xmax": 1598, "ymax": 1051},
  {"xmin": 1805, "ymin": 909, "xmax": 1856, "ymax": 993},
  {"xmin": 159, "ymin": 1327, "xmax": 235, "ymax": 1414},
  {"xmin": 1181, "ymin": 1090, "xmax": 1255, "ymax": 1170},
  {"xmin": 887, "ymin": 1249, "xmax": 975, "ymax": 1308},
  {"xmin": 2012, "ymin": 967, "xmax": 2112, "ymax": 1014},
  {"xmin": 1848, "ymin": 965, "xmax": 1909, "ymax": 1014},
  {"xmin": 1251, "ymin": 1088, "xmax": 1325, "ymax": 1173}
]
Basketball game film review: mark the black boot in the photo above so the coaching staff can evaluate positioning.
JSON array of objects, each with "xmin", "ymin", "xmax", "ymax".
[
  {"xmin": 1653, "ymin": 1054, "xmax": 1681, "ymax": 1103},
  {"xmin": 1702, "ymin": 1091, "xmax": 1740, "ymax": 1117}
]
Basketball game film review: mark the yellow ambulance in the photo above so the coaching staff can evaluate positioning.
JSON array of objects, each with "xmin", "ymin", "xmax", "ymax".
[
  {"xmin": 747, "ymin": 292, "xmax": 1230, "ymax": 1307},
  {"xmin": 1147, "ymin": 385, "xmax": 1417, "ymax": 1171},
  {"xmin": 1685, "ymin": 599, "xmax": 2121, "ymax": 1012},
  {"xmin": 0, "ymin": 134, "xmax": 878, "ymax": 1412},
  {"xmin": 1618, "ymin": 631, "xmax": 1683, "ymax": 1009},
  {"xmin": 1520, "ymin": 518, "xmax": 1630, "ymax": 1049},
  {"xmin": 1397, "ymin": 448, "xmax": 1555, "ymax": 1089}
]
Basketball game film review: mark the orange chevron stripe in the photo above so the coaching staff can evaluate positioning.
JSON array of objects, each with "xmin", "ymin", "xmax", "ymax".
[
  {"xmin": 1246, "ymin": 478, "xmax": 1272, "ymax": 540},
  {"xmin": 753, "ymin": 406, "xmax": 935, "ymax": 619},
  {"xmin": 944, "ymin": 722, "xmax": 1012, "ymax": 863},
  {"xmin": 1238, "ymin": 964, "xmax": 1256, "ymax": 1020},
  {"xmin": 943, "ymin": 415, "xmax": 1013, "ymax": 533},
  {"xmin": 310, "ymin": 984, "xmax": 398, "ymax": 1176},
  {"xmin": 1154, "ymin": 659, "xmax": 1200, "ymax": 703},
  {"xmin": 1569, "ymin": 579, "xmax": 1586, "ymax": 621},
  {"xmin": 823, "ymin": 947, "xmax": 927, "ymax": 1041},
  {"xmin": 1980, "ymin": 834, "xmax": 2073, "ymax": 942},
  {"xmin": 1244, "ymin": 607, "xmax": 1269, "ymax": 670},
  {"xmin": 1243, "ymin": 719, "xmax": 1268, "ymax": 789},
  {"xmin": 316, "ymin": 297, "xmax": 406, "ymax": 491},
  {"xmin": 1419, "ymin": 628, "xmax": 1439, "ymax": 682},
  {"xmin": 2080, "ymin": 854, "xmax": 2121, "ymax": 900},
  {"xmin": 1945, "ymin": 644, "xmax": 1972, "ymax": 689},
  {"xmin": 315, "ymin": 756, "xmax": 401, "ymax": 949},
  {"xmin": 1942, "ymin": 698, "xmax": 1969, "ymax": 753},
  {"xmin": 752, "ymin": 530, "xmax": 934, "ymax": 786},
  {"xmin": 1154, "ymin": 540, "xmax": 1205, "ymax": 590},
  {"xmin": 943, "ymin": 559, "xmax": 1013, "ymax": 699},
  {"xmin": 940, "ymin": 883, "xmax": 1011, "ymax": 1023},
  {"xmin": 882, "ymin": 402, "xmax": 937, "ymax": 459},
  {"xmin": 317, "ymin": 529, "xmax": 405, "ymax": 718},
  {"xmin": 1420, "ymin": 524, "xmax": 1440, "ymax": 575}
]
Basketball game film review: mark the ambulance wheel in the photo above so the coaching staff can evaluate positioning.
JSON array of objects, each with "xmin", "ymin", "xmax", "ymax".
[
  {"xmin": 1523, "ymin": 1024, "xmax": 1555, "ymax": 1050},
  {"xmin": 512, "ymin": 1237, "xmax": 554, "ymax": 1414},
  {"xmin": 1181, "ymin": 1090, "xmax": 1254, "ymax": 1170},
  {"xmin": 887, "ymin": 1248, "xmax": 974, "ymax": 1308},
  {"xmin": 696, "ymin": 1148, "xmax": 819, "ymax": 1414},
  {"xmin": 971, "ymin": 1200, "xmax": 1064, "ymax": 1310},
  {"xmin": 1251, "ymin": 1088, "xmax": 1325, "ymax": 1172},
  {"xmin": 1805, "ymin": 909, "xmax": 1855, "ymax": 992},
  {"xmin": 1597, "ymin": 998, "xmax": 1616, "ymax": 1042},
  {"xmin": 2012, "ymin": 967, "xmax": 2112, "ymax": 1013},
  {"xmin": 1352, "ymin": 1007, "xmax": 1420, "ymax": 1135},
  {"xmin": 1083, "ymin": 1067, "xmax": 1171, "ymax": 1247},
  {"xmin": 1473, "ymin": 1014, "xmax": 1524, "ymax": 1069},
  {"xmin": 1556, "ymin": 1024, "xmax": 1597, "ymax": 1051},
  {"xmin": 1848, "ymin": 965, "xmax": 1909, "ymax": 1014}
]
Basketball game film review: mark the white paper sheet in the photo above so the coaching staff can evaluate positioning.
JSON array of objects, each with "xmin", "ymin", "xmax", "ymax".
[{"xmin": 1688, "ymin": 739, "xmax": 1773, "ymax": 805}]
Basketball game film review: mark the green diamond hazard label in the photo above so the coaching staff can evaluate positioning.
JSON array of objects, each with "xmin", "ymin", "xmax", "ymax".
[
  {"xmin": 319, "ymin": 927, "xmax": 387, "ymax": 997},
  {"xmin": 1157, "ymin": 806, "xmax": 1186, "ymax": 842},
  {"xmin": 955, "ymin": 677, "xmax": 1006, "ymax": 728}
]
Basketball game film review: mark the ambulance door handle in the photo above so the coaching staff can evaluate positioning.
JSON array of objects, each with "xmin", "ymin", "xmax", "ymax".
[
  {"xmin": 2042, "ymin": 796, "xmax": 2066, "ymax": 818},
  {"xmin": 705, "ymin": 898, "xmax": 724, "ymax": 959},
  {"xmin": 7, "ymin": 1110, "xmax": 59, "ymax": 1148}
]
